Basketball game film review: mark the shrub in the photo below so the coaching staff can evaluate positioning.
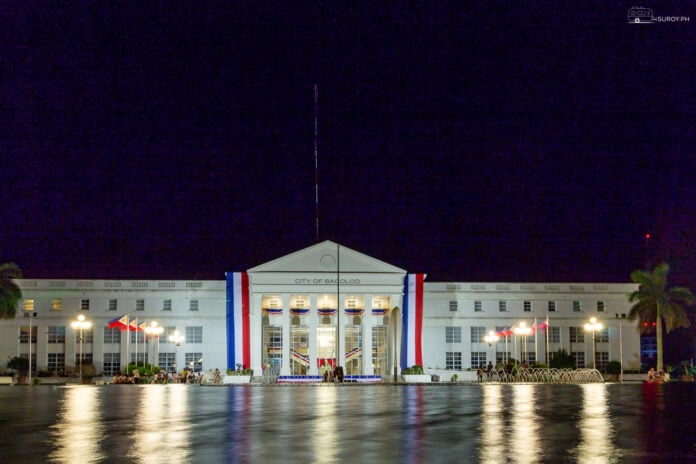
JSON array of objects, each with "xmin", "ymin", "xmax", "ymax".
[
  {"xmin": 402, "ymin": 365, "xmax": 424, "ymax": 375},
  {"xmin": 606, "ymin": 361, "xmax": 622, "ymax": 375}
]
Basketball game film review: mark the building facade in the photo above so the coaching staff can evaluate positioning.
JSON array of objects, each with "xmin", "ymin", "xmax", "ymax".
[{"xmin": 0, "ymin": 241, "xmax": 641, "ymax": 378}]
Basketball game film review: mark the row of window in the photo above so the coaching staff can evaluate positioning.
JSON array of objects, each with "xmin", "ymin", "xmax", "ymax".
[
  {"xmin": 22, "ymin": 299, "xmax": 197, "ymax": 312},
  {"xmin": 446, "ymin": 351, "xmax": 610, "ymax": 370},
  {"xmin": 19, "ymin": 326, "xmax": 203, "ymax": 344},
  {"xmin": 26, "ymin": 352, "xmax": 204, "ymax": 376},
  {"xmin": 445, "ymin": 326, "xmax": 610, "ymax": 344},
  {"xmin": 450, "ymin": 300, "xmax": 609, "ymax": 312}
]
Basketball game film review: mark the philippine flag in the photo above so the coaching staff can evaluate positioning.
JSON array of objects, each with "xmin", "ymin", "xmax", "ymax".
[{"xmin": 108, "ymin": 315, "xmax": 129, "ymax": 330}]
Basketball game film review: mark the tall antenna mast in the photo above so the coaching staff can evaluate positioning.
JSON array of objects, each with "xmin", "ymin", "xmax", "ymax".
[{"xmin": 314, "ymin": 84, "xmax": 320, "ymax": 242}]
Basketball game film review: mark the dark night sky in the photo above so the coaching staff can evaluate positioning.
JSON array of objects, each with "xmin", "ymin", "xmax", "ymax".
[{"xmin": 2, "ymin": 1, "xmax": 695, "ymax": 286}]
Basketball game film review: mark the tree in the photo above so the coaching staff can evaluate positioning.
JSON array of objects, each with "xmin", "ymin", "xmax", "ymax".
[
  {"xmin": 0, "ymin": 263, "xmax": 22, "ymax": 319},
  {"xmin": 628, "ymin": 263, "xmax": 694, "ymax": 371}
]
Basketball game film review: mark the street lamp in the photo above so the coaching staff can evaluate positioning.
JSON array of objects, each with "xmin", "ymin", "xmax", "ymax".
[
  {"xmin": 144, "ymin": 321, "xmax": 164, "ymax": 368},
  {"xmin": 484, "ymin": 331, "xmax": 500, "ymax": 368},
  {"xmin": 71, "ymin": 314, "xmax": 92, "ymax": 382},
  {"xmin": 514, "ymin": 322, "xmax": 532, "ymax": 366},
  {"xmin": 168, "ymin": 329, "xmax": 184, "ymax": 377},
  {"xmin": 584, "ymin": 317, "xmax": 603, "ymax": 369}
]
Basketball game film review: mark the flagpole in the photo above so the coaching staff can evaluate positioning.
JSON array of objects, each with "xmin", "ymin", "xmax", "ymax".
[
  {"xmin": 125, "ymin": 314, "xmax": 130, "ymax": 373},
  {"xmin": 134, "ymin": 317, "xmax": 138, "ymax": 367},
  {"xmin": 546, "ymin": 315, "xmax": 550, "ymax": 369},
  {"xmin": 534, "ymin": 317, "xmax": 538, "ymax": 363}
]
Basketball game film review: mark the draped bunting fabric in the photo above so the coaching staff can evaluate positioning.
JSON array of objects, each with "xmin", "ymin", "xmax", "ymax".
[
  {"xmin": 227, "ymin": 272, "xmax": 250, "ymax": 370},
  {"xmin": 345, "ymin": 308, "xmax": 365, "ymax": 316},
  {"xmin": 262, "ymin": 308, "xmax": 283, "ymax": 316},
  {"xmin": 401, "ymin": 274, "xmax": 425, "ymax": 369},
  {"xmin": 291, "ymin": 350, "xmax": 310, "ymax": 367}
]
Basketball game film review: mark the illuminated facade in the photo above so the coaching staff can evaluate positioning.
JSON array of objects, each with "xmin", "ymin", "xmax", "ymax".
[{"xmin": 0, "ymin": 241, "xmax": 641, "ymax": 378}]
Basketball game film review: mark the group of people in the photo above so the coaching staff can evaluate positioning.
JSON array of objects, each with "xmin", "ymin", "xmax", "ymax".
[
  {"xmin": 320, "ymin": 363, "xmax": 344, "ymax": 382},
  {"xmin": 646, "ymin": 367, "xmax": 669, "ymax": 383}
]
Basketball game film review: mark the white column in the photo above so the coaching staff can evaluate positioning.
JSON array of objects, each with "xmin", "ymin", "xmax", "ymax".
[
  {"xmin": 249, "ymin": 294, "xmax": 264, "ymax": 375},
  {"xmin": 308, "ymin": 295, "xmax": 318, "ymax": 375},
  {"xmin": 337, "ymin": 295, "xmax": 345, "ymax": 367},
  {"xmin": 280, "ymin": 294, "xmax": 291, "ymax": 376},
  {"xmin": 362, "ymin": 295, "xmax": 374, "ymax": 375}
]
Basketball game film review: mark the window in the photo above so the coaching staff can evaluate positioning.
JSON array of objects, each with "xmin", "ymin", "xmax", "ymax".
[
  {"xmin": 595, "ymin": 352, "xmax": 609, "ymax": 372},
  {"xmin": 596, "ymin": 327, "xmax": 609, "ymax": 343},
  {"xmin": 159, "ymin": 352, "xmax": 176, "ymax": 372},
  {"xmin": 136, "ymin": 299, "xmax": 145, "ymax": 311},
  {"xmin": 524, "ymin": 301, "xmax": 532, "ymax": 312},
  {"xmin": 190, "ymin": 300, "xmax": 199, "ymax": 311},
  {"xmin": 163, "ymin": 300, "xmax": 172, "ymax": 311},
  {"xmin": 186, "ymin": 326, "xmax": 203, "ymax": 343},
  {"xmin": 525, "ymin": 352, "xmax": 536, "ymax": 365},
  {"xmin": 48, "ymin": 353, "xmax": 65, "ymax": 372},
  {"xmin": 597, "ymin": 301, "xmax": 606, "ymax": 312},
  {"xmin": 185, "ymin": 352, "xmax": 203, "ymax": 372},
  {"xmin": 573, "ymin": 301, "xmax": 582, "ymax": 312},
  {"xmin": 448, "ymin": 300, "xmax": 458, "ymax": 312},
  {"xmin": 52, "ymin": 299, "xmax": 63, "ymax": 311},
  {"xmin": 496, "ymin": 352, "xmax": 510, "ymax": 365},
  {"xmin": 81, "ymin": 299, "xmax": 90, "ymax": 311},
  {"xmin": 162, "ymin": 327, "xmax": 177, "ymax": 343},
  {"xmin": 471, "ymin": 352, "xmax": 487, "ymax": 369},
  {"xmin": 23, "ymin": 299, "xmax": 35, "ymax": 311},
  {"xmin": 47, "ymin": 326, "xmax": 66, "ymax": 343},
  {"xmin": 499, "ymin": 301, "xmax": 508, "ymax": 312},
  {"xmin": 471, "ymin": 326, "xmax": 486, "ymax": 343},
  {"xmin": 75, "ymin": 353, "xmax": 93, "ymax": 366},
  {"xmin": 548, "ymin": 326, "xmax": 561, "ymax": 343},
  {"xmin": 571, "ymin": 351, "xmax": 585, "ymax": 369},
  {"xmin": 446, "ymin": 352, "xmax": 462, "ymax": 370},
  {"xmin": 130, "ymin": 331, "xmax": 145, "ymax": 344},
  {"xmin": 103, "ymin": 353, "xmax": 121, "ymax": 375},
  {"xmin": 445, "ymin": 327, "xmax": 461, "ymax": 343},
  {"xmin": 103, "ymin": 327, "xmax": 121, "ymax": 344},
  {"xmin": 569, "ymin": 327, "xmax": 584, "ymax": 343},
  {"xmin": 474, "ymin": 301, "xmax": 483, "ymax": 312},
  {"xmin": 108, "ymin": 299, "xmax": 117, "ymax": 311},
  {"xmin": 548, "ymin": 301, "xmax": 556, "ymax": 312},
  {"xmin": 19, "ymin": 326, "xmax": 37, "ymax": 344},
  {"xmin": 82, "ymin": 327, "xmax": 94, "ymax": 344},
  {"xmin": 130, "ymin": 352, "xmax": 146, "ymax": 364}
]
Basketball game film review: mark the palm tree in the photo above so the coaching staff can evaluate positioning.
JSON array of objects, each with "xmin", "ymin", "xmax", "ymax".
[
  {"xmin": 0, "ymin": 262, "xmax": 22, "ymax": 319},
  {"xmin": 628, "ymin": 263, "xmax": 694, "ymax": 371}
]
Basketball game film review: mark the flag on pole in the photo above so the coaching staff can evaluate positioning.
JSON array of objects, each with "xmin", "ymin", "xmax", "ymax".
[
  {"xmin": 129, "ymin": 318, "xmax": 139, "ymax": 332},
  {"xmin": 139, "ymin": 321, "xmax": 147, "ymax": 331},
  {"xmin": 108, "ymin": 314, "xmax": 129, "ymax": 330}
]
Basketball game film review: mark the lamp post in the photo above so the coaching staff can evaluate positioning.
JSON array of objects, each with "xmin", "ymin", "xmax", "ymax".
[
  {"xmin": 584, "ymin": 317, "xmax": 602, "ymax": 369},
  {"xmin": 145, "ymin": 321, "xmax": 164, "ymax": 369},
  {"xmin": 71, "ymin": 314, "xmax": 92, "ymax": 383},
  {"xmin": 484, "ymin": 331, "xmax": 500, "ymax": 368},
  {"xmin": 514, "ymin": 322, "xmax": 532, "ymax": 366},
  {"xmin": 168, "ymin": 330, "xmax": 184, "ymax": 377}
]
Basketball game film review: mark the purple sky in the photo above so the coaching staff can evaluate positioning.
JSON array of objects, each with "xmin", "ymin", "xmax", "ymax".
[{"xmin": 2, "ymin": 2, "xmax": 695, "ymax": 287}]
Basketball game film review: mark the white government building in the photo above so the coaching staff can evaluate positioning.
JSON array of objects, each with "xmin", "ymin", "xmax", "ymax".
[{"xmin": 0, "ymin": 241, "xmax": 641, "ymax": 380}]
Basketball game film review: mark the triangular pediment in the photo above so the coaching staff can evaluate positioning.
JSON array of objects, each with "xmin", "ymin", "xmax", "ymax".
[{"xmin": 248, "ymin": 241, "xmax": 405, "ymax": 274}]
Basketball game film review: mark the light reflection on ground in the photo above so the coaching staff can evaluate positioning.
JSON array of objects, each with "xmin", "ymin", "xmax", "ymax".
[{"xmin": 1, "ymin": 382, "xmax": 694, "ymax": 463}]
